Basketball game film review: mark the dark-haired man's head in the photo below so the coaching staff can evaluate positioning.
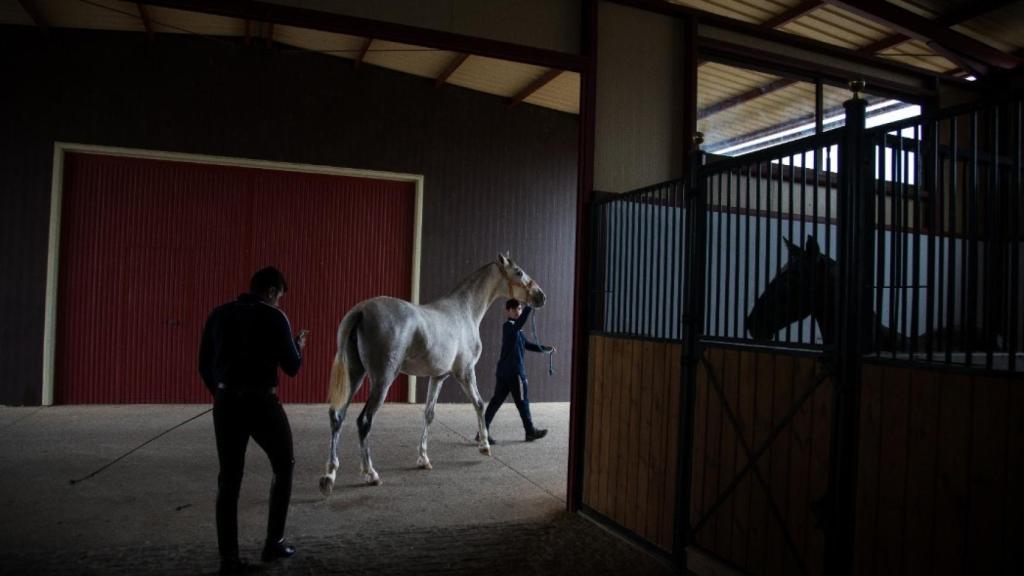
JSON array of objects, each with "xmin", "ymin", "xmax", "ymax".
[
  {"xmin": 505, "ymin": 298, "xmax": 524, "ymax": 319},
  {"xmin": 250, "ymin": 266, "xmax": 288, "ymax": 305}
]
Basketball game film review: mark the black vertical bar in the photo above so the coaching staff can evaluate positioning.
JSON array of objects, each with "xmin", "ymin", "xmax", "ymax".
[
  {"xmin": 825, "ymin": 90, "xmax": 869, "ymax": 576},
  {"xmin": 812, "ymin": 147, "xmax": 820, "ymax": 344},
  {"xmin": 897, "ymin": 130, "xmax": 908, "ymax": 354},
  {"xmin": 614, "ymin": 199, "xmax": 623, "ymax": 332},
  {"xmin": 964, "ymin": 112, "xmax": 977, "ymax": 365},
  {"xmin": 984, "ymin": 107, "xmax": 997, "ymax": 369},
  {"xmin": 787, "ymin": 155, "xmax": 795, "ymax": 343},
  {"xmin": 705, "ymin": 176, "xmax": 714, "ymax": 336},
  {"xmin": 656, "ymin": 183, "xmax": 665, "ymax": 340},
  {"xmin": 764, "ymin": 160, "xmax": 773, "ymax": 341},
  {"xmin": 631, "ymin": 191, "xmax": 640, "ymax": 336},
  {"xmin": 744, "ymin": 163, "xmax": 752, "ymax": 341},
  {"xmin": 1010, "ymin": 101, "xmax": 1021, "ymax": 371},
  {"xmin": 716, "ymin": 172, "xmax": 724, "ymax": 338},
  {"xmin": 776, "ymin": 157, "xmax": 784, "ymax": 343},
  {"xmin": 876, "ymin": 137, "xmax": 887, "ymax": 355},
  {"xmin": 912, "ymin": 124, "xmax": 922, "ymax": 357},
  {"xmin": 946, "ymin": 116, "xmax": 958, "ymax": 365},
  {"xmin": 725, "ymin": 171, "xmax": 734, "ymax": 338},
  {"xmin": 930, "ymin": 118, "xmax": 943, "ymax": 361},
  {"xmin": 732, "ymin": 169, "xmax": 741, "ymax": 339},
  {"xmin": 800, "ymin": 149, "xmax": 808, "ymax": 344},
  {"xmin": 826, "ymin": 144, "xmax": 834, "ymax": 345},
  {"xmin": 641, "ymin": 187, "xmax": 651, "ymax": 337},
  {"xmin": 754, "ymin": 160, "xmax": 763, "ymax": 340}
]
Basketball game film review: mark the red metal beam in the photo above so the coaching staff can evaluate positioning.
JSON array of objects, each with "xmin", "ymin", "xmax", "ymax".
[
  {"xmin": 435, "ymin": 53, "xmax": 469, "ymax": 88},
  {"xmin": 825, "ymin": 0, "xmax": 1020, "ymax": 71},
  {"xmin": 507, "ymin": 69, "xmax": 562, "ymax": 108},
  {"xmin": 354, "ymin": 37, "xmax": 373, "ymax": 68},
  {"xmin": 139, "ymin": 0, "xmax": 586, "ymax": 72}
]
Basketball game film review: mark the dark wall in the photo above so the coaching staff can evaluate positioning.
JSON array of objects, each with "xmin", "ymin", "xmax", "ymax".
[{"xmin": 0, "ymin": 27, "xmax": 578, "ymax": 405}]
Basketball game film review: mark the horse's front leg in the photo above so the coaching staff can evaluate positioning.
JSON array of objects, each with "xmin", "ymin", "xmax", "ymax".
[
  {"xmin": 455, "ymin": 368, "xmax": 491, "ymax": 456},
  {"xmin": 417, "ymin": 376, "xmax": 446, "ymax": 470}
]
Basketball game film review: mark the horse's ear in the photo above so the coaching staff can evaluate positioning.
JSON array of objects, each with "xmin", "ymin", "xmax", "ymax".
[
  {"xmin": 804, "ymin": 235, "xmax": 820, "ymax": 255},
  {"xmin": 783, "ymin": 236, "xmax": 801, "ymax": 256},
  {"xmin": 497, "ymin": 253, "xmax": 510, "ymax": 266}
]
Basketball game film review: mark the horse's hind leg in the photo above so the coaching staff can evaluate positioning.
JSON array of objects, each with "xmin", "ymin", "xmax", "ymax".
[
  {"xmin": 356, "ymin": 372, "xmax": 393, "ymax": 486},
  {"xmin": 319, "ymin": 365, "xmax": 364, "ymax": 496},
  {"xmin": 417, "ymin": 376, "xmax": 446, "ymax": 470},
  {"xmin": 454, "ymin": 368, "xmax": 491, "ymax": 456}
]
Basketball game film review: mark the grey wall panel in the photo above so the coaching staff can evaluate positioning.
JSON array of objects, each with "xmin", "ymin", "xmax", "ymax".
[
  {"xmin": 0, "ymin": 27, "xmax": 577, "ymax": 405},
  {"xmin": 594, "ymin": 1, "xmax": 685, "ymax": 193}
]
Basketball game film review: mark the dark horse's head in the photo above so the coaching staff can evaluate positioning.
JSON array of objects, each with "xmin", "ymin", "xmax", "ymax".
[{"xmin": 746, "ymin": 235, "xmax": 833, "ymax": 341}]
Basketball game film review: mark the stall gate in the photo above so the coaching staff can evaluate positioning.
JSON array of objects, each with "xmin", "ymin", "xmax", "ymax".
[{"xmin": 580, "ymin": 95, "xmax": 1023, "ymax": 576}]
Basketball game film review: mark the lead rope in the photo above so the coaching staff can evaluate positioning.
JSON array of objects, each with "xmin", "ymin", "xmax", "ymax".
[{"xmin": 530, "ymin": 311, "xmax": 555, "ymax": 376}]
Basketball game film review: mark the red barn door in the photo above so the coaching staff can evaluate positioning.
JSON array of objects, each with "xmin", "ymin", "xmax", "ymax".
[{"xmin": 56, "ymin": 152, "xmax": 415, "ymax": 404}]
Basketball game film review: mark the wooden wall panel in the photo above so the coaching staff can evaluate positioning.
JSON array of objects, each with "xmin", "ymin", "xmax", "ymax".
[
  {"xmin": 582, "ymin": 334, "xmax": 682, "ymax": 553},
  {"xmin": 855, "ymin": 362, "xmax": 1022, "ymax": 576}
]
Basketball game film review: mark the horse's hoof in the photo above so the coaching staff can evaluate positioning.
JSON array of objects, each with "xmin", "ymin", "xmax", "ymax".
[
  {"xmin": 479, "ymin": 445, "xmax": 492, "ymax": 456},
  {"xmin": 318, "ymin": 476, "xmax": 334, "ymax": 497},
  {"xmin": 364, "ymin": 472, "xmax": 382, "ymax": 486},
  {"xmin": 417, "ymin": 456, "xmax": 432, "ymax": 470}
]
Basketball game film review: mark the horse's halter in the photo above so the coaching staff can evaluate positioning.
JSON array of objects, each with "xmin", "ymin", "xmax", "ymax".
[{"xmin": 500, "ymin": 266, "xmax": 537, "ymax": 299}]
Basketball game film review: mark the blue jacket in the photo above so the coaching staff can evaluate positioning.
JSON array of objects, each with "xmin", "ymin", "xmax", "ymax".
[
  {"xmin": 496, "ymin": 306, "xmax": 550, "ymax": 379},
  {"xmin": 198, "ymin": 293, "xmax": 302, "ymax": 393}
]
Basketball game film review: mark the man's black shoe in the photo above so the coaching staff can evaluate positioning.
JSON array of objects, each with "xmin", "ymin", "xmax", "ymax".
[
  {"xmin": 525, "ymin": 428, "xmax": 548, "ymax": 442},
  {"xmin": 261, "ymin": 539, "xmax": 296, "ymax": 562},
  {"xmin": 220, "ymin": 558, "xmax": 251, "ymax": 575}
]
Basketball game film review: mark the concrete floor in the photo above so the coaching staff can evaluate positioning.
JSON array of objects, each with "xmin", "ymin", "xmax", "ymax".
[{"xmin": 0, "ymin": 402, "xmax": 679, "ymax": 575}]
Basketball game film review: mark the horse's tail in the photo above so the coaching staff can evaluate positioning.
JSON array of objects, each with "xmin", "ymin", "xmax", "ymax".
[{"xmin": 328, "ymin": 309, "xmax": 363, "ymax": 409}]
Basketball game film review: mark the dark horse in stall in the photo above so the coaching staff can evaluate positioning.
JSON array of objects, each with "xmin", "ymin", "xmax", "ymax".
[{"xmin": 745, "ymin": 235, "xmax": 999, "ymax": 353}]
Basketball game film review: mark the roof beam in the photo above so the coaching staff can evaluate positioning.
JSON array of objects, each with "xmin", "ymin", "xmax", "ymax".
[
  {"xmin": 825, "ymin": 0, "xmax": 1021, "ymax": 72},
  {"xmin": 17, "ymin": 0, "xmax": 49, "ymax": 32},
  {"xmin": 761, "ymin": 0, "xmax": 824, "ymax": 29},
  {"xmin": 699, "ymin": 77, "xmax": 797, "ymax": 119},
  {"xmin": 354, "ymin": 38, "xmax": 373, "ymax": 68},
  {"xmin": 701, "ymin": 0, "xmax": 1011, "ymax": 119},
  {"xmin": 435, "ymin": 53, "xmax": 469, "ymax": 88},
  {"xmin": 139, "ymin": 0, "xmax": 586, "ymax": 72},
  {"xmin": 508, "ymin": 69, "xmax": 562, "ymax": 108},
  {"xmin": 857, "ymin": 0, "xmax": 1019, "ymax": 56}
]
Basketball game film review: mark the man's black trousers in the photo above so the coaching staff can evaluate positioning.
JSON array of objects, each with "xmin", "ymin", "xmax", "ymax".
[
  {"xmin": 213, "ymin": 389, "xmax": 294, "ymax": 559},
  {"xmin": 484, "ymin": 374, "xmax": 536, "ymax": 434}
]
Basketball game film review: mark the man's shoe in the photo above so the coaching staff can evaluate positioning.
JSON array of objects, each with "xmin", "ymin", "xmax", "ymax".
[
  {"xmin": 261, "ymin": 539, "xmax": 296, "ymax": 562},
  {"xmin": 525, "ymin": 428, "xmax": 548, "ymax": 442},
  {"xmin": 219, "ymin": 557, "xmax": 250, "ymax": 575}
]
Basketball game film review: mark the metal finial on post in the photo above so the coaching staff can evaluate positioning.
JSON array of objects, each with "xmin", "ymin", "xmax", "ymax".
[
  {"xmin": 693, "ymin": 131, "xmax": 704, "ymax": 150},
  {"xmin": 849, "ymin": 79, "xmax": 866, "ymax": 100}
]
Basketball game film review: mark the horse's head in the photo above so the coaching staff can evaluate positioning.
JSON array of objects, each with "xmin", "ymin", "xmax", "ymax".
[
  {"xmin": 746, "ymin": 235, "xmax": 829, "ymax": 340},
  {"xmin": 496, "ymin": 253, "xmax": 546, "ymax": 308}
]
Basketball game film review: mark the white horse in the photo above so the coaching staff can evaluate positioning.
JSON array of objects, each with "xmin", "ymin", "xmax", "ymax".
[{"xmin": 318, "ymin": 254, "xmax": 546, "ymax": 493}]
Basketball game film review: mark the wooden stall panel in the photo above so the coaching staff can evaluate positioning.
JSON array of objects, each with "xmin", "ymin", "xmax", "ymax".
[
  {"xmin": 855, "ymin": 362, "xmax": 1021, "ymax": 576},
  {"xmin": 582, "ymin": 334, "xmax": 683, "ymax": 553},
  {"xmin": 691, "ymin": 347, "xmax": 831, "ymax": 576}
]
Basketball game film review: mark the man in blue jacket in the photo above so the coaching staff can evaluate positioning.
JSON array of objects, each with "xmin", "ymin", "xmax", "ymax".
[
  {"xmin": 482, "ymin": 298, "xmax": 555, "ymax": 443},
  {"xmin": 199, "ymin": 266, "xmax": 308, "ymax": 575}
]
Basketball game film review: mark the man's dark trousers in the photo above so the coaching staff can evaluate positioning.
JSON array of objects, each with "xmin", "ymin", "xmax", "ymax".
[
  {"xmin": 484, "ymin": 374, "xmax": 535, "ymax": 433},
  {"xmin": 213, "ymin": 388, "xmax": 294, "ymax": 559}
]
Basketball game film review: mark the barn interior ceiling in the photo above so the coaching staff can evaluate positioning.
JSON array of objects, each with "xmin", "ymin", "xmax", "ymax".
[{"xmin": 3, "ymin": 0, "xmax": 1022, "ymax": 151}]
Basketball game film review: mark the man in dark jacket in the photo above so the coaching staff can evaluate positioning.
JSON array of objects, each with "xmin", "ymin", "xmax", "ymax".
[
  {"xmin": 482, "ymin": 298, "xmax": 555, "ymax": 443},
  {"xmin": 199, "ymin": 267, "xmax": 308, "ymax": 575}
]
